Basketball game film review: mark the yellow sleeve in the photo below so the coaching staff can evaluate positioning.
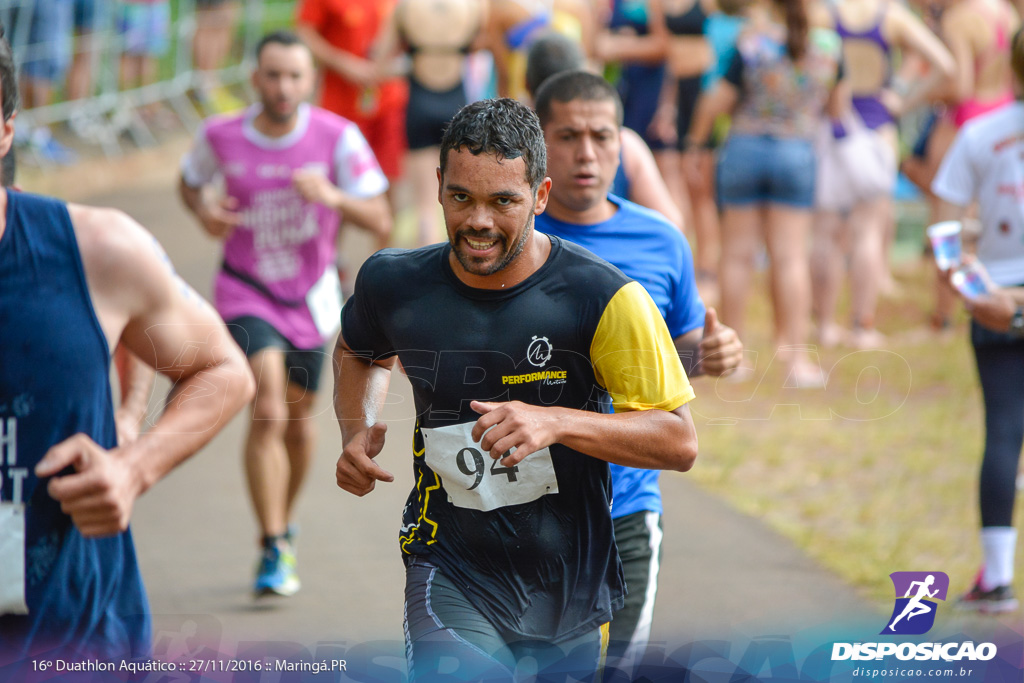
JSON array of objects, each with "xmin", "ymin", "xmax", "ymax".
[{"xmin": 590, "ymin": 281, "xmax": 695, "ymax": 412}]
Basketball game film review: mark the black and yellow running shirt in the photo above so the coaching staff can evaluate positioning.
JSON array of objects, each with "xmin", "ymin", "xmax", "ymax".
[{"xmin": 341, "ymin": 236, "xmax": 694, "ymax": 643}]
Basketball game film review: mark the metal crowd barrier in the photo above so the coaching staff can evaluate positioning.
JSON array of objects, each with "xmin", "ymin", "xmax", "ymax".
[{"xmin": 0, "ymin": 0, "xmax": 297, "ymax": 165}]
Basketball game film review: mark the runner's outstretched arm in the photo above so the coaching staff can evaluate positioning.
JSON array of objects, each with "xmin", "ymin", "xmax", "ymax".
[{"xmin": 333, "ymin": 336, "xmax": 396, "ymax": 496}]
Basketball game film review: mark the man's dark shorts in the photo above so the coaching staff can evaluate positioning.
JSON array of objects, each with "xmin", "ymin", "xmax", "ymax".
[{"xmin": 226, "ymin": 315, "xmax": 326, "ymax": 392}]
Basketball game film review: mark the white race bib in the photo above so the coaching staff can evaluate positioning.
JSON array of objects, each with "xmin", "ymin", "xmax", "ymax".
[
  {"xmin": 422, "ymin": 422, "xmax": 559, "ymax": 512},
  {"xmin": 306, "ymin": 265, "xmax": 343, "ymax": 340},
  {"xmin": 0, "ymin": 503, "xmax": 28, "ymax": 615}
]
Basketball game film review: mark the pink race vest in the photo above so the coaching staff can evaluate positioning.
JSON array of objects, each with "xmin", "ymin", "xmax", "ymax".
[{"xmin": 203, "ymin": 105, "xmax": 379, "ymax": 348}]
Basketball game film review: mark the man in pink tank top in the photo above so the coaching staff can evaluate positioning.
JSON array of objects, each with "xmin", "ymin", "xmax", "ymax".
[{"xmin": 179, "ymin": 30, "xmax": 390, "ymax": 598}]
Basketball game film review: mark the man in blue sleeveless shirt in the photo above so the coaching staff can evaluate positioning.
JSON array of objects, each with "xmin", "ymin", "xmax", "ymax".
[
  {"xmin": 0, "ymin": 33, "xmax": 255, "ymax": 665},
  {"xmin": 533, "ymin": 70, "xmax": 744, "ymax": 669}
]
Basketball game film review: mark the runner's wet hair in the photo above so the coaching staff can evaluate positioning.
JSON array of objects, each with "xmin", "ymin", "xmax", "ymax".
[
  {"xmin": 440, "ymin": 98, "xmax": 547, "ymax": 191},
  {"xmin": 534, "ymin": 70, "xmax": 624, "ymax": 129}
]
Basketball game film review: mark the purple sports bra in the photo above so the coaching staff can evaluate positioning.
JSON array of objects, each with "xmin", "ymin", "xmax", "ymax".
[{"xmin": 834, "ymin": 2, "xmax": 894, "ymax": 130}]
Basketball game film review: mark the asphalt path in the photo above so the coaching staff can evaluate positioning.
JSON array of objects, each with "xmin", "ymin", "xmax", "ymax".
[{"xmin": 79, "ymin": 180, "xmax": 884, "ymax": 673}]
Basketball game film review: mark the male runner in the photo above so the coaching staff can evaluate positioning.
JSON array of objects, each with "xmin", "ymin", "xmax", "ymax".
[
  {"xmin": 179, "ymin": 30, "xmax": 390, "ymax": 597},
  {"xmin": 0, "ymin": 31, "xmax": 254, "ymax": 661},
  {"xmin": 334, "ymin": 98, "xmax": 698, "ymax": 680},
  {"xmin": 533, "ymin": 70, "xmax": 744, "ymax": 665}
]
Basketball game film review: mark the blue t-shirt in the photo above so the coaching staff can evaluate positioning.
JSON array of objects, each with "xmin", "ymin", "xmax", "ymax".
[
  {"xmin": 703, "ymin": 14, "xmax": 746, "ymax": 90},
  {"xmin": 611, "ymin": 150, "xmax": 630, "ymax": 199},
  {"xmin": 535, "ymin": 194, "xmax": 705, "ymax": 518}
]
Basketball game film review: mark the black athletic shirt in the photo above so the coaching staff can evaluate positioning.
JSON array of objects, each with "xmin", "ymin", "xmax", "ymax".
[{"xmin": 341, "ymin": 236, "xmax": 694, "ymax": 643}]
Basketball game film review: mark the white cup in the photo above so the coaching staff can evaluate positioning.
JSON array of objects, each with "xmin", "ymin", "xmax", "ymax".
[
  {"xmin": 927, "ymin": 221, "xmax": 963, "ymax": 270},
  {"xmin": 951, "ymin": 260, "xmax": 996, "ymax": 299}
]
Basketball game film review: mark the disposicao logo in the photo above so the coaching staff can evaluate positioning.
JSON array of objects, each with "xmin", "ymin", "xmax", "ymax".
[
  {"xmin": 831, "ymin": 571, "xmax": 997, "ymax": 663},
  {"xmin": 881, "ymin": 571, "xmax": 948, "ymax": 635}
]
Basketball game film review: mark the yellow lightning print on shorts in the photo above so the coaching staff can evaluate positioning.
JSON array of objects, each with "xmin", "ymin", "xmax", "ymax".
[{"xmin": 400, "ymin": 422, "xmax": 441, "ymax": 552}]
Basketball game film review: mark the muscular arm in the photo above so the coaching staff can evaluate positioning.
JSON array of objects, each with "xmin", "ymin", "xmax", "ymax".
[
  {"xmin": 472, "ymin": 400, "xmax": 697, "ymax": 472},
  {"xmin": 552, "ymin": 403, "xmax": 697, "ymax": 471},
  {"xmin": 333, "ymin": 336, "xmax": 397, "ymax": 495},
  {"xmin": 36, "ymin": 206, "xmax": 255, "ymax": 536},
  {"xmin": 113, "ymin": 343, "xmax": 155, "ymax": 445}
]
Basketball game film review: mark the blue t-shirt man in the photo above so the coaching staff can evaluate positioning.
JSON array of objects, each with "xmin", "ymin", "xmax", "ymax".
[
  {"xmin": 535, "ymin": 193, "xmax": 706, "ymax": 662},
  {"xmin": 536, "ymin": 194, "xmax": 706, "ymax": 518}
]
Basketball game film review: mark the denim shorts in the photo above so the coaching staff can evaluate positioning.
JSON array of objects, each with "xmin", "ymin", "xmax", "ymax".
[
  {"xmin": 19, "ymin": 0, "xmax": 73, "ymax": 81},
  {"xmin": 717, "ymin": 134, "xmax": 817, "ymax": 208},
  {"xmin": 119, "ymin": 1, "xmax": 170, "ymax": 57}
]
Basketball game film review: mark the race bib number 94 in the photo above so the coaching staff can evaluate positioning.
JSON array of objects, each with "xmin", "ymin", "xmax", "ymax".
[{"xmin": 422, "ymin": 422, "xmax": 559, "ymax": 512}]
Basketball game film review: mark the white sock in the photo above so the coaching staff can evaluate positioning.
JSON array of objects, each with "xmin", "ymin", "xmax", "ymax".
[{"xmin": 981, "ymin": 527, "xmax": 1018, "ymax": 589}]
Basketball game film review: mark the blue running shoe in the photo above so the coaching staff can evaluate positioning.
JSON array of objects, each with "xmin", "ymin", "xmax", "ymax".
[
  {"xmin": 253, "ymin": 543, "xmax": 300, "ymax": 597},
  {"xmin": 29, "ymin": 128, "xmax": 77, "ymax": 165}
]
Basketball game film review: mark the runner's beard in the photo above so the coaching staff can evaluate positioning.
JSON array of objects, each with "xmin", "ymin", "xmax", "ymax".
[
  {"xmin": 263, "ymin": 98, "xmax": 299, "ymax": 124},
  {"xmin": 452, "ymin": 216, "xmax": 533, "ymax": 277}
]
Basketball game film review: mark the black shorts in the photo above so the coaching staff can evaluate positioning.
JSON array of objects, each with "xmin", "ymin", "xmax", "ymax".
[
  {"xmin": 403, "ymin": 558, "xmax": 605, "ymax": 681},
  {"xmin": 674, "ymin": 75, "xmax": 703, "ymax": 151},
  {"xmin": 225, "ymin": 315, "xmax": 326, "ymax": 392},
  {"xmin": 405, "ymin": 76, "xmax": 468, "ymax": 151}
]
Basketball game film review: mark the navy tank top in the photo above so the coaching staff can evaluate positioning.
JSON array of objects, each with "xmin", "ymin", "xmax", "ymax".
[
  {"xmin": 665, "ymin": 0, "xmax": 707, "ymax": 36},
  {"xmin": 0, "ymin": 191, "xmax": 150, "ymax": 660}
]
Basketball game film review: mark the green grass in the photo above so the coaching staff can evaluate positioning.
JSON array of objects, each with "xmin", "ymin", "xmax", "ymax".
[{"xmin": 685, "ymin": 254, "xmax": 1022, "ymax": 604}]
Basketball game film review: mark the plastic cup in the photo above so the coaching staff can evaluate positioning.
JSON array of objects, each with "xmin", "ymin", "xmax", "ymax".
[
  {"xmin": 927, "ymin": 221, "xmax": 962, "ymax": 270},
  {"xmin": 951, "ymin": 260, "xmax": 995, "ymax": 299}
]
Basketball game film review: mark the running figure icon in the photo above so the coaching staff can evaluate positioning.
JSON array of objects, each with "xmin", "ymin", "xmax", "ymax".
[{"xmin": 888, "ymin": 575, "xmax": 940, "ymax": 631}]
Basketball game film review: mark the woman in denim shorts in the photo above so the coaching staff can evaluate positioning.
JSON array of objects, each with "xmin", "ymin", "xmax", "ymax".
[{"xmin": 685, "ymin": 0, "xmax": 844, "ymax": 386}]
